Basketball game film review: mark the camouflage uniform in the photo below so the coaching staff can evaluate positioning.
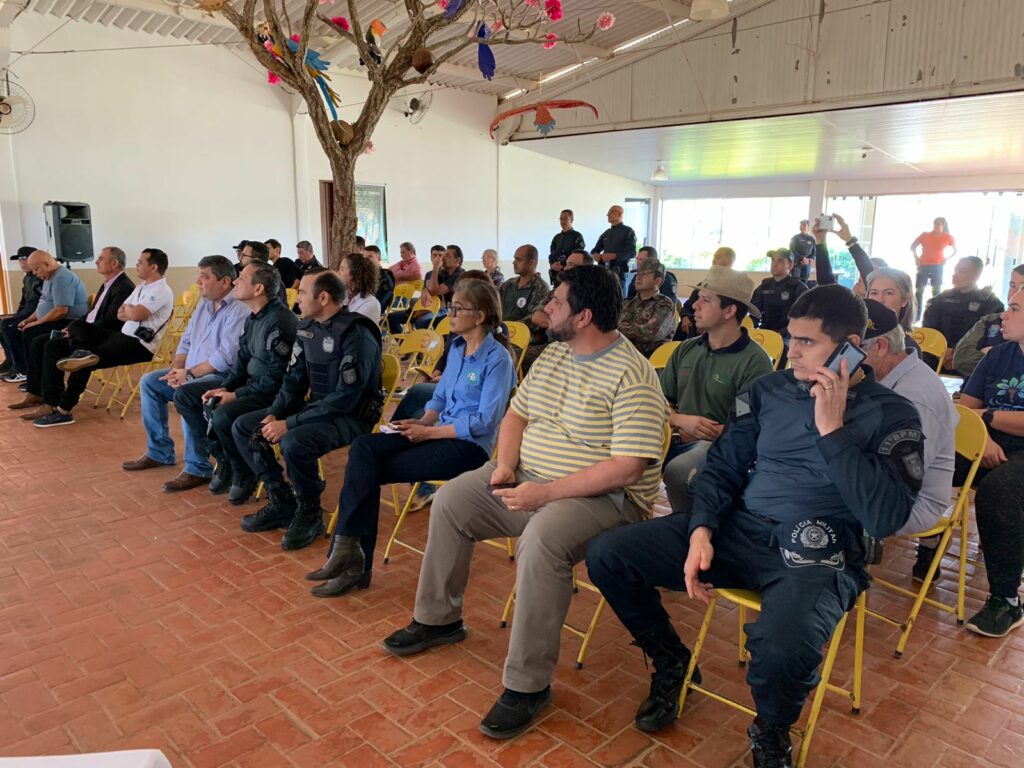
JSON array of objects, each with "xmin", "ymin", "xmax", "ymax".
[
  {"xmin": 499, "ymin": 273, "xmax": 552, "ymax": 372},
  {"xmin": 619, "ymin": 294, "xmax": 677, "ymax": 358}
]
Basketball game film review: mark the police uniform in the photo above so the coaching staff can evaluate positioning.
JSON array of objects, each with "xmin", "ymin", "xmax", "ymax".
[
  {"xmin": 175, "ymin": 299, "xmax": 298, "ymax": 486},
  {"xmin": 922, "ymin": 287, "xmax": 1004, "ymax": 354},
  {"xmin": 952, "ymin": 312, "xmax": 1005, "ymax": 378},
  {"xmin": 232, "ymin": 308, "xmax": 382, "ymax": 503},
  {"xmin": 587, "ymin": 367, "xmax": 924, "ymax": 729},
  {"xmin": 750, "ymin": 276, "xmax": 808, "ymax": 335}
]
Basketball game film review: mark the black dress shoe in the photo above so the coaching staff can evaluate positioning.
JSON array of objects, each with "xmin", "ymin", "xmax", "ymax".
[
  {"xmin": 478, "ymin": 687, "xmax": 552, "ymax": 740},
  {"xmin": 305, "ymin": 535, "xmax": 364, "ymax": 581},
  {"xmin": 748, "ymin": 717, "xmax": 794, "ymax": 768},
  {"xmin": 228, "ymin": 474, "xmax": 258, "ymax": 505},
  {"xmin": 381, "ymin": 620, "xmax": 467, "ymax": 657},
  {"xmin": 311, "ymin": 570, "xmax": 372, "ymax": 598}
]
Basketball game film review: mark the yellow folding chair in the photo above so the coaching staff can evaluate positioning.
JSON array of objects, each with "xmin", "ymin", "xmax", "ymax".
[
  {"xmin": 393, "ymin": 329, "xmax": 444, "ymax": 388},
  {"xmin": 911, "ymin": 327, "xmax": 947, "ymax": 373},
  {"xmin": 742, "ymin": 316, "xmax": 755, "ymax": 332},
  {"xmin": 649, "ymin": 341, "xmax": 680, "ymax": 371},
  {"xmin": 505, "ymin": 321, "xmax": 530, "ymax": 375},
  {"xmin": 433, "ymin": 315, "xmax": 451, "ymax": 337},
  {"xmin": 750, "ymin": 329, "xmax": 784, "ymax": 369},
  {"xmin": 679, "ymin": 588, "xmax": 866, "ymax": 768},
  {"xmin": 864, "ymin": 405, "xmax": 986, "ymax": 656},
  {"xmin": 285, "ymin": 288, "xmax": 298, "ymax": 307}
]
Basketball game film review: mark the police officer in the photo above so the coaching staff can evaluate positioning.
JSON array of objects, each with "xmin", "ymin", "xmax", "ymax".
[
  {"xmin": 751, "ymin": 248, "xmax": 808, "ymax": 337},
  {"xmin": 232, "ymin": 269, "xmax": 383, "ymax": 551},
  {"xmin": 953, "ymin": 264, "xmax": 1024, "ymax": 377},
  {"xmin": 181, "ymin": 262, "xmax": 298, "ymax": 505},
  {"xmin": 586, "ymin": 285, "xmax": 924, "ymax": 768},
  {"xmin": 618, "ymin": 259, "xmax": 677, "ymax": 358},
  {"xmin": 924, "ymin": 256, "xmax": 1005, "ymax": 372}
]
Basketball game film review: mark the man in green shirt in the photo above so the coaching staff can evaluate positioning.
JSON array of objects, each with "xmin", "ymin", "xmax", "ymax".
[
  {"xmin": 498, "ymin": 244, "xmax": 550, "ymax": 370},
  {"xmin": 660, "ymin": 266, "xmax": 774, "ymax": 513}
]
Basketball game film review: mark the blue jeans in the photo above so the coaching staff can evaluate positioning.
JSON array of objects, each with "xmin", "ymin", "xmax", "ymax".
[{"xmin": 140, "ymin": 368, "xmax": 223, "ymax": 476}]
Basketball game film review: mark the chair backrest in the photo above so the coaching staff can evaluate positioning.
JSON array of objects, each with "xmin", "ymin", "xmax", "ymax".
[
  {"xmin": 413, "ymin": 293, "xmax": 441, "ymax": 315},
  {"xmin": 506, "ymin": 321, "xmax": 531, "ymax": 351},
  {"xmin": 409, "ymin": 278, "xmax": 424, "ymax": 292},
  {"xmin": 649, "ymin": 341, "xmax": 680, "ymax": 371},
  {"xmin": 750, "ymin": 328, "xmax": 784, "ymax": 369},
  {"xmin": 179, "ymin": 287, "xmax": 199, "ymax": 311},
  {"xmin": 388, "ymin": 283, "xmax": 417, "ymax": 313},
  {"xmin": 953, "ymin": 405, "xmax": 987, "ymax": 499},
  {"xmin": 397, "ymin": 329, "xmax": 444, "ymax": 368},
  {"xmin": 434, "ymin": 315, "xmax": 452, "ymax": 337},
  {"xmin": 285, "ymin": 287, "xmax": 298, "ymax": 307},
  {"xmin": 912, "ymin": 327, "xmax": 947, "ymax": 372},
  {"xmin": 741, "ymin": 315, "xmax": 755, "ymax": 332}
]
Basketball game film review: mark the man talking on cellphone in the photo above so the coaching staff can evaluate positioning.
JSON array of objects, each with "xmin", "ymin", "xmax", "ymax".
[{"xmin": 586, "ymin": 285, "xmax": 925, "ymax": 768}]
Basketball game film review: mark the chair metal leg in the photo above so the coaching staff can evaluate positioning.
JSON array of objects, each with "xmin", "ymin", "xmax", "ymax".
[
  {"xmin": 575, "ymin": 597, "xmax": 607, "ymax": 669},
  {"xmin": 383, "ymin": 482, "xmax": 420, "ymax": 563},
  {"xmin": 500, "ymin": 587, "xmax": 516, "ymax": 628},
  {"xmin": 505, "ymin": 536, "xmax": 515, "ymax": 561},
  {"xmin": 678, "ymin": 594, "xmax": 717, "ymax": 716},
  {"xmin": 852, "ymin": 592, "xmax": 865, "ymax": 714},
  {"xmin": 895, "ymin": 524, "xmax": 955, "ymax": 657},
  {"xmin": 957, "ymin": 508, "xmax": 969, "ymax": 624},
  {"xmin": 327, "ymin": 503, "xmax": 339, "ymax": 536},
  {"xmin": 795, "ymin": 611, "xmax": 849, "ymax": 768},
  {"xmin": 738, "ymin": 604, "xmax": 749, "ymax": 666}
]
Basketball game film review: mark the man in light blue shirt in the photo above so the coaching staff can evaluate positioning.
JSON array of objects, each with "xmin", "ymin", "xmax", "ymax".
[
  {"xmin": 122, "ymin": 255, "xmax": 249, "ymax": 492},
  {"xmin": 1, "ymin": 250, "xmax": 88, "ymax": 380},
  {"xmin": 862, "ymin": 299, "xmax": 957, "ymax": 584}
]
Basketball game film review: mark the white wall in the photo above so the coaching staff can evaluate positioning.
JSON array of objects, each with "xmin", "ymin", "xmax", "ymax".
[
  {"xmin": 2, "ymin": 15, "xmax": 296, "ymax": 268},
  {"xmin": 497, "ymin": 145, "xmax": 655, "ymax": 260}
]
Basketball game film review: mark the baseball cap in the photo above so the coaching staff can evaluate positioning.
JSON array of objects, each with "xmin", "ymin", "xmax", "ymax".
[
  {"xmin": 863, "ymin": 299, "xmax": 900, "ymax": 340},
  {"xmin": 10, "ymin": 246, "xmax": 36, "ymax": 261},
  {"xmin": 232, "ymin": 240, "xmax": 248, "ymax": 251},
  {"xmin": 636, "ymin": 259, "xmax": 667, "ymax": 279}
]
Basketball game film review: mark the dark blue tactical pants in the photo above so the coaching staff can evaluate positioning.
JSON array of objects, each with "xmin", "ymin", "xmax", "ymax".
[{"xmin": 586, "ymin": 510, "xmax": 864, "ymax": 727}]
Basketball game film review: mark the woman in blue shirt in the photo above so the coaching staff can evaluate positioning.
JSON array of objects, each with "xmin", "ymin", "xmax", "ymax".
[
  {"xmin": 956, "ymin": 288, "xmax": 1024, "ymax": 638},
  {"xmin": 307, "ymin": 278, "xmax": 517, "ymax": 597}
]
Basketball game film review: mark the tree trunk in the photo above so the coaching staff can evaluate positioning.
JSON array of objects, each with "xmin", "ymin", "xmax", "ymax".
[{"xmin": 329, "ymin": 150, "xmax": 359, "ymax": 270}]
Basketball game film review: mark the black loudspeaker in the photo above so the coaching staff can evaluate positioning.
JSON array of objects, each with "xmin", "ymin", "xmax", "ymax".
[{"xmin": 44, "ymin": 201, "xmax": 94, "ymax": 262}]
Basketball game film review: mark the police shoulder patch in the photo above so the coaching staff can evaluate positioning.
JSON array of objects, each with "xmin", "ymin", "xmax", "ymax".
[
  {"xmin": 734, "ymin": 391, "xmax": 752, "ymax": 418},
  {"xmin": 878, "ymin": 428, "xmax": 922, "ymax": 455},
  {"xmin": 264, "ymin": 329, "xmax": 280, "ymax": 352},
  {"xmin": 340, "ymin": 354, "xmax": 358, "ymax": 385}
]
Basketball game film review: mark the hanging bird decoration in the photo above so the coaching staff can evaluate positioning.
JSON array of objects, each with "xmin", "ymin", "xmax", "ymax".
[
  {"xmin": 360, "ymin": 19, "xmax": 388, "ymax": 76},
  {"xmin": 260, "ymin": 30, "xmax": 342, "ymax": 121},
  {"xmin": 488, "ymin": 100, "xmax": 600, "ymax": 139},
  {"xmin": 477, "ymin": 23, "xmax": 496, "ymax": 81}
]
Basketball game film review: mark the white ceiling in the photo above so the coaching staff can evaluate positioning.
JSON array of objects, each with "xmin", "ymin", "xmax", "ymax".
[{"xmin": 512, "ymin": 90, "xmax": 1024, "ymax": 185}]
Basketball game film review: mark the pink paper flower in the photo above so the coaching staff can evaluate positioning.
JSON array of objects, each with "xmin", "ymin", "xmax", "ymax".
[
  {"xmin": 545, "ymin": 0, "xmax": 563, "ymax": 22},
  {"xmin": 543, "ymin": 32, "xmax": 558, "ymax": 49},
  {"xmin": 437, "ymin": 0, "xmax": 448, "ymax": 9},
  {"xmin": 267, "ymin": 72, "xmax": 280, "ymax": 85},
  {"xmin": 330, "ymin": 16, "xmax": 350, "ymax": 31},
  {"xmin": 491, "ymin": 19, "xmax": 505, "ymax": 32},
  {"xmin": 597, "ymin": 12, "xmax": 615, "ymax": 31},
  {"xmin": 290, "ymin": 34, "xmax": 300, "ymax": 43},
  {"xmin": 525, "ymin": 0, "xmax": 539, "ymax": 7},
  {"xmin": 318, "ymin": 0, "xmax": 333, "ymax": 4},
  {"xmin": 263, "ymin": 40, "xmax": 274, "ymax": 51}
]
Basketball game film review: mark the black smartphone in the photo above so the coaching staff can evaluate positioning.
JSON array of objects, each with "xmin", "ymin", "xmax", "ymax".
[
  {"xmin": 824, "ymin": 340, "xmax": 866, "ymax": 377},
  {"xmin": 488, "ymin": 483, "xmax": 519, "ymax": 492}
]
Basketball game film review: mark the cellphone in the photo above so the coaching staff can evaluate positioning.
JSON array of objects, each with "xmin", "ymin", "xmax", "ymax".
[
  {"xmin": 380, "ymin": 423, "xmax": 400, "ymax": 434},
  {"xmin": 818, "ymin": 214, "xmax": 835, "ymax": 231},
  {"xmin": 824, "ymin": 340, "xmax": 866, "ymax": 377},
  {"xmin": 488, "ymin": 483, "xmax": 519, "ymax": 491},
  {"xmin": 49, "ymin": 330, "xmax": 63, "ymax": 340}
]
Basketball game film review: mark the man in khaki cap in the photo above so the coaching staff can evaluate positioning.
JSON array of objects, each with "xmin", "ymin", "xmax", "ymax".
[{"xmin": 657, "ymin": 265, "xmax": 774, "ymax": 515}]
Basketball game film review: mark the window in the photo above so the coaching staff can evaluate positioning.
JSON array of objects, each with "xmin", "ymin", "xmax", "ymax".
[{"xmin": 660, "ymin": 196, "xmax": 810, "ymax": 270}]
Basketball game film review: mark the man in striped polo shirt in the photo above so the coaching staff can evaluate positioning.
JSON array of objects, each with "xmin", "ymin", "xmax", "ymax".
[{"xmin": 382, "ymin": 266, "xmax": 668, "ymax": 739}]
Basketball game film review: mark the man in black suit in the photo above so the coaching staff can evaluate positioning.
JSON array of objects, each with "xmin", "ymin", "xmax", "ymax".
[{"xmin": 10, "ymin": 246, "xmax": 136, "ymax": 419}]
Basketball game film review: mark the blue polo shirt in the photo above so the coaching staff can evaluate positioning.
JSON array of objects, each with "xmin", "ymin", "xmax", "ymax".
[
  {"xmin": 426, "ymin": 333, "xmax": 517, "ymax": 454},
  {"xmin": 37, "ymin": 265, "xmax": 89, "ymax": 320}
]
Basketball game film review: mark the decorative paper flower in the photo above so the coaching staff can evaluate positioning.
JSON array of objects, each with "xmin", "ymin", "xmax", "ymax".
[
  {"xmin": 525, "ymin": 0, "xmax": 539, "ymax": 7},
  {"xmin": 491, "ymin": 19, "xmax": 505, "ymax": 32},
  {"xmin": 330, "ymin": 16, "xmax": 350, "ymax": 31},
  {"xmin": 318, "ymin": 0, "xmax": 333, "ymax": 4},
  {"xmin": 543, "ymin": 32, "xmax": 558, "ymax": 49},
  {"xmin": 437, "ymin": 0, "xmax": 448, "ymax": 9},
  {"xmin": 545, "ymin": 0, "xmax": 563, "ymax": 22},
  {"xmin": 597, "ymin": 12, "xmax": 615, "ymax": 30},
  {"xmin": 290, "ymin": 33, "xmax": 300, "ymax": 43},
  {"xmin": 267, "ymin": 72, "xmax": 280, "ymax": 85}
]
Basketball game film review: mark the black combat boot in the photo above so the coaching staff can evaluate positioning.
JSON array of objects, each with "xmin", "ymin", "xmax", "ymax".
[
  {"xmin": 208, "ymin": 460, "xmax": 232, "ymax": 495},
  {"xmin": 240, "ymin": 482, "xmax": 296, "ymax": 532},
  {"xmin": 282, "ymin": 495, "xmax": 325, "ymax": 551},
  {"xmin": 748, "ymin": 716, "xmax": 794, "ymax": 768},
  {"xmin": 632, "ymin": 627, "xmax": 702, "ymax": 732}
]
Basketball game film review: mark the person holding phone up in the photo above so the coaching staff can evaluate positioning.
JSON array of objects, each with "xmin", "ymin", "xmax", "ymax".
[
  {"xmin": 586, "ymin": 285, "xmax": 925, "ymax": 768},
  {"xmin": 306, "ymin": 278, "xmax": 516, "ymax": 597}
]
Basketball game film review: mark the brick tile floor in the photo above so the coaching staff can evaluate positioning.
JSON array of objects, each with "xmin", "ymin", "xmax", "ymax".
[{"xmin": 1, "ymin": 384, "xmax": 1021, "ymax": 767}]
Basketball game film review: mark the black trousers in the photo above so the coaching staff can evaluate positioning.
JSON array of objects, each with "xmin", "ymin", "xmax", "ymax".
[
  {"xmin": 2, "ymin": 320, "xmax": 69, "ymax": 374},
  {"xmin": 335, "ymin": 432, "xmax": 488, "ymax": 566},
  {"xmin": 174, "ymin": 393, "xmax": 272, "ymax": 477},
  {"xmin": 955, "ymin": 451, "xmax": 1024, "ymax": 599},
  {"xmin": 231, "ymin": 408, "xmax": 371, "ymax": 499},
  {"xmin": 586, "ymin": 511, "xmax": 864, "ymax": 727},
  {"xmin": 28, "ymin": 322, "xmax": 151, "ymax": 410}
]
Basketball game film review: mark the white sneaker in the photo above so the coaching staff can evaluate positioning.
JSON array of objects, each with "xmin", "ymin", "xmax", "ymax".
[{"xmin": 2, "ymin": 372, "xmax": 27, "ymax": 383}]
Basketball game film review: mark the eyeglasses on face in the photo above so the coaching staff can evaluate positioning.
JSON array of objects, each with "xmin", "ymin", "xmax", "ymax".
[{"xmin": 448, "ymin": 304, "xmax": 479, "ymax": 316}]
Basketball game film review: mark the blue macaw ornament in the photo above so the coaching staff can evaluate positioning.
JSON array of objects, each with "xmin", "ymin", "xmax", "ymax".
[
  {"xmin": 477, "ymin": 23, "xmax": 495, "ymax": 81},
  {"xmin": 283, "ymin": 37, "xmax": 339, "ymax": 121}
]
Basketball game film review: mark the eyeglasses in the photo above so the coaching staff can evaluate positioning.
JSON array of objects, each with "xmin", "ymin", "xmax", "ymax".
[{"xmin": 448, "ymin": 304, "xmax": 479, "ymax": 316}]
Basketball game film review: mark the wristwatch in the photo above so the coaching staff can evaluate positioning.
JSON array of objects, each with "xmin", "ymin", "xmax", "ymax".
[
  {"xmin": 982, "ymin": 409, "xmax": 995, "ymax": 427},
  {"xmin": 845, "ymin": 236, "xmax": 859, "ymax": 247},
  {"xmin": 185, "ymin": 369, "xmax": 196, "ymax": 382}
]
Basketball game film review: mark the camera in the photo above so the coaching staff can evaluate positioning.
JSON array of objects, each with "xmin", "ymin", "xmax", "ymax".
[
  {"xmin": 249, "ymin": 429, "xmax": 277, "ymax": 465},
  {"xmin": 818, "ymin": 213, "xmax": 835, "ymax": 232},
  {"xmin": 134, "ymin": 326, "xmax": 156, "ymax": 343}
]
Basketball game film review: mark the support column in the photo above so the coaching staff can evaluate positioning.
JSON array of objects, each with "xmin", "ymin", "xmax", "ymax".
[{"xmin": 0, "ymin": 24, "xmax": 26, "ymax": 313}]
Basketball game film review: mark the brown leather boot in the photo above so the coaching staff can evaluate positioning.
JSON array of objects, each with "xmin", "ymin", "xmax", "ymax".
[{"xmin": 7, "ymin": 394, "xmax": 43, "ymax": 410}]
